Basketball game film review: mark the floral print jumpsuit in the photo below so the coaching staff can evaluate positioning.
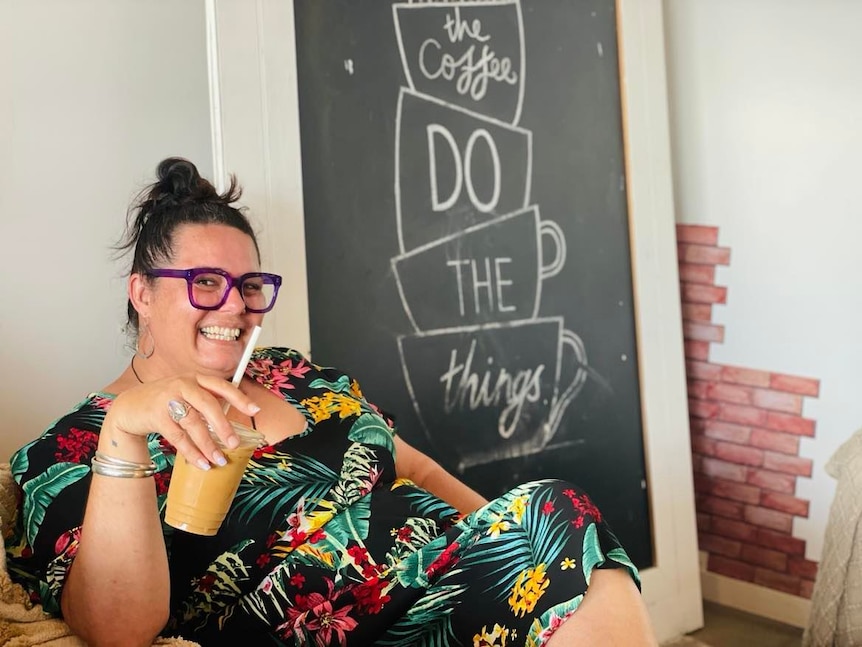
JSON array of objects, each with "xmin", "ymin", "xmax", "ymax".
[{"xmin": 6, "ymin": 347, "xmax": 640, "ymax": 646}]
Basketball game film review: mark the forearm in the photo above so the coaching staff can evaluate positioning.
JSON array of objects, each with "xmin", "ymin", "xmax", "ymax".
[
  {"xmin": 62, "ymin": 433, "xmax": 170, "ymax": 645},
  {"xmin": 394, "ymin": 437, "xmax": 488, "ymax": 514},
  {"xmin": 412, "ymin": 460, "xmax": 488, "ymax": 515}
]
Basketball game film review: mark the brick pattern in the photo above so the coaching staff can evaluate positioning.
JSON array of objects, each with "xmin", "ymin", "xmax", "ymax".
[{"xmin": 677, "ymin": 224, "xmax": 821, "ymax": 599}]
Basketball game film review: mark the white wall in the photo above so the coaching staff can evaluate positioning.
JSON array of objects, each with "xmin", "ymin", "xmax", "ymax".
[
  {"xmin": 664, "ymin": 0, "xmax": 862, "ymax": 562},
  {"xmin": 0, "ymin": 0, "xmax": 213, "ymax": 461}
]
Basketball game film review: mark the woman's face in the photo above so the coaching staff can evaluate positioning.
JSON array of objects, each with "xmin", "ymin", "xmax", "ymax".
[{"xmin": 133, "ymin": 223, "xmax": 267, "ymax": 379}]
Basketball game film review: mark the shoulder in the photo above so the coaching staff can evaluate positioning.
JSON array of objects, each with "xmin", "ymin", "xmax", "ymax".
[
  {"xmin": 250, "ymin": 347, "xmax": 350, "ymax": 382},
  {"xmin": 254, "ymin": 346, "xmax": 308, "ymax": 361}
]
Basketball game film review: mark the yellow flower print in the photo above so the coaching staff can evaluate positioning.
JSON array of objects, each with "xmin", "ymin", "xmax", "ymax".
[
  {"xmin": 507, "ymin": 495, "xmax": 529, "ymax": 524},
  {"xmin": 560, "ymin": 557, "xmax": 577, "ymax": 570},
  {"xmin": 473, "ymin": 623, "xmax": 510, "ymax": 647},
  {"xmin": 488, "ymin": 515, "xmax": 510, "ymax": 538},
  {"xmin": 301, "ymin": 393, "xmax": 361, "ymax": 422},
  {"xmin": 303, "ymin": 393, "xmax": 335, "ymax": 423},
  {"xmin": 350, "ymin": 379, "xmax": 364, "ymax": 398},
  {"xmin": 508, "ymin": 563, "xmax": 550, "ymax": 617},
  {"xmin": 333, "ymin": 393, "xmax": 361, "ymax": 419}
]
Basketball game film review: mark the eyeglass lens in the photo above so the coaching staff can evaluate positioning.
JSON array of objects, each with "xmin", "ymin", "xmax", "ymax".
[{"xmin": 190, "ymin": 272, "xmax": 276, "ymax": 311}]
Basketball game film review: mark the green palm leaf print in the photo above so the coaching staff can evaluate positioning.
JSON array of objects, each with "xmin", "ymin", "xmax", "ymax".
[
  {"xmin": 322, "ymin": 495, "xmax": 371, "ymax": 544},
  {"xmin": 230, "ymin": 454, "xmax": 337, "ymax": 526},
  {"xmin": 582, "ymin": 522, "xmax": 605, "ymax": 584},
  {"xmin": 309, "ymin": 375, "xmax": 353, "ymax": 394},
  {"xmin": 348, "ymin": 413, "xmax": 395, "ymax": 451},
  {"xmin": 459, "ymin": 484, "xmax": 568, "ymax": 599},
  {"xmin": 397, "ymin": 486, "xmax": 458, "ymax": 520},
  {"xmin": 376, "ymin": 584, "xmax": 463, "ymax": 647},
  {"xmin": 22, "ymin": 463, "xmax": 89, "ymax": 544},
  {"xmin": 606, "ymin": 546, "xmax": 641, "ymax": 586}
]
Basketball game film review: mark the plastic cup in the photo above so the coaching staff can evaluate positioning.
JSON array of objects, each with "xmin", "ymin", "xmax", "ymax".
[{"xmin": 164, "ymin": 421, "xmax": 264, "ymax": 536}]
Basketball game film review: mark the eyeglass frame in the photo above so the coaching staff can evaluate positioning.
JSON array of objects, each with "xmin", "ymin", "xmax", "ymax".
[{"xmin": 145, "ymin": 267, "xmax": 283, "ymax": 313}]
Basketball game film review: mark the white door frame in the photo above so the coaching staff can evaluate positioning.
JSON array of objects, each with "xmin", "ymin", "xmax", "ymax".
[{"xmin": 207, "ymin": 0, "xmax": 702, "ymax": 641}]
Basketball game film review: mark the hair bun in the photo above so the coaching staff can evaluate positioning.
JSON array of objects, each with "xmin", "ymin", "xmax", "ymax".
[
  {"xmin": 151, "ymin": 157, "xmax": 218, "ymax": 210},
  {"xmin": 158, "ymin": 157, "xmax": 197, "ymax": 197}
]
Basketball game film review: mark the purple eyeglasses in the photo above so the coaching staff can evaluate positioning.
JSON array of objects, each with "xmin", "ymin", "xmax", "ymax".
[{"xmin": 146, "ymin": 267, "xmax": 283, "ymax": 313}]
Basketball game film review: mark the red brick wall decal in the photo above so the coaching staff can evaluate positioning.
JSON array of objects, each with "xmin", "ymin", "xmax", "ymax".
[{"xmin": 676, "ymin": 224, "xmax": 820, "ymax": 599}]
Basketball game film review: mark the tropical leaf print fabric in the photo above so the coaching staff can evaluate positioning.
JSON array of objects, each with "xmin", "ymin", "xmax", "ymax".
[{"xmin": 6, "ymin": 347, "xmax": 640, "ymax": 646}]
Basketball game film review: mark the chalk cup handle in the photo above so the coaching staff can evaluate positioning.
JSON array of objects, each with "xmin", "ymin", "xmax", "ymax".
[
  {"xmin": 539, "ymin": 218, "xmax": 566, "ymax": 280},
  {"xmin": 542, "ymin": 328, "xmax": 589, "ymax": 447}
]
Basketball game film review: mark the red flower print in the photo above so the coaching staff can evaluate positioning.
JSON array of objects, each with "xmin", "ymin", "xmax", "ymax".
[
  {"xmin": 259, "ymin": 358, "xmax": 313, "ymax": 393},
  {"xmin": 290, "ymin": 573, "xmax": 306, "ymax": 588},
  {"xmin": 256, "ymin": 552, "xmax": 271, "ymax": 568},
  {"xmin": 55, "ymin": 428, "xmax": 98, "ymax": 463},
  {"xmin": 346, "ymin": 544, "xmax": 382, "ymax": 577},
  {"xmin": 565, "ymin": 489, "xmax": 603, "ymax": 523},
  {"xmin": 308, "ymin": 601, "xmax": 358, "ymax": 645},
  {"xmin": 247, "ymin": 358, "xmax": 292, "ymax": 392},
  {"xmin": 278, "ymin": 577, "xmax": 358, "ymax": 644},
  {"xmin": 158, "ymin": 436, "xmax": 177, "ymax": 455},
  {"xmin": 361, "ymin": 562, "xmax": 383, "ymax": 578},
  {"xmin": 308, "ymin": 529, "xmax": 326, "ymax": 544},
  {"xmin": 195, "ymin": 573, "xmax": 217, "ymax": 593},
  {"xmin": 253, "ymin": 444, "xmax": 276, "ymax": 460},
  {"xmin": 246, "ymin": 358, "xmax": 274, "ymax": 379},
  {"xmin": 154, "ymin": 471, "xmax": 170, "ymax": 496},
  {"xmin": 347, "ymin": 545, "xmax": 369, "ymax": 563},
  {"xmin": 54, "ymin": 527, "xmax": 82, "ymax": 558},
  {"xmin": 280, "ymin": 358, "xmax": 312, "ymax": 380},
  {"xmin": 294, "ymin": 592, "xmax": 316, "ymax": 612},
  {"xmin": 91, "ymin": 395, "xmax": 113, "ymax": 411},
  {"xmin": 542, "ymin": 501, "xmax": 555, "ymax": 515},
  {"xmin": 396, "ymin": 526, "xmax": 413, "ymax": 542},
  {"xmin": 353, "ymin": 576, "xmax": 390, "ymax": 615},
  {"xmin": 425, "ymin": 542, "xmax": 460, "ymax": 579},
  {"xmin": 573, "ymin": 516, "xmax": 584, "ymax": 529},
  {"xmin": 289, "ymin": 529, "xmax": 308, "ymax": 548}
]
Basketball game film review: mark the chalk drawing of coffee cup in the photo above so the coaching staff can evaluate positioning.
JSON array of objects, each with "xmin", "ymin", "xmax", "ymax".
[
  {"xmin": 392, "ymin": 206, "xmax": 565, "ymax": 331},
  {"xmin": 397, "ymin": 317, "xmax": 588, "ymax": 471},
  {"xmin": 393, "ymin": 0, "xmax": 525, "ymax": 125},
  {"xmin": 395, "ymin": 87, "xmax": 531, "ymax": 253}
]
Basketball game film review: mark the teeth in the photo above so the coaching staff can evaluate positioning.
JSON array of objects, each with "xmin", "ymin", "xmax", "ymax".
[{"xmin": 200, "ymin": 326, "xmax": 241, "ymax": 341}]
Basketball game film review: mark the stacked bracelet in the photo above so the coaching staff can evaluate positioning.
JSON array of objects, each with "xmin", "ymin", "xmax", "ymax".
[{"xmin": 91, "ymin": 451, "xmax": 157, "ymax": 478}]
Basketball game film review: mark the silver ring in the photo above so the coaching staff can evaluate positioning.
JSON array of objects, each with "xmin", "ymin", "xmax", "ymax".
[{"xmin": 167, "ymin": 399, "xmax": 190, "ymax": 423}]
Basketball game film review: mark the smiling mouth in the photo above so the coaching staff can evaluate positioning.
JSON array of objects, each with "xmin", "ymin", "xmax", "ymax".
[{"xmin": 200, "ymin": 326, "xmax": 241, "ymax": 341}]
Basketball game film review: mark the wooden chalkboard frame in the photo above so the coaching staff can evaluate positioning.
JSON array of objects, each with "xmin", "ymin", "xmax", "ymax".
[{"xmin": 208, "ymin": 0, "xmax": 703, "ymax": 640}]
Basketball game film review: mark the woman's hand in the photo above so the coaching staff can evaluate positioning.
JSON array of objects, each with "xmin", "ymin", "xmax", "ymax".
[{"xmin": 100, "ymin": 374, "xmax": 260, "ymax": 468}]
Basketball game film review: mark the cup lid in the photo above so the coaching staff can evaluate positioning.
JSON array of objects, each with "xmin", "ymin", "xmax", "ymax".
[{"xmin": 210, "ymin": 422, "xmax": 265, "ymax": 449}]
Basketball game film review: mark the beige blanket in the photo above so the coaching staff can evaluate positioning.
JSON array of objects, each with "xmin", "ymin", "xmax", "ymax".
[
  {"xmin": 803, "ymin": 428, "xmax": 862, "ymax": 647},
  {"xmin": 0, "ymin": 464, "xmax": 198, "ymax": 646}
]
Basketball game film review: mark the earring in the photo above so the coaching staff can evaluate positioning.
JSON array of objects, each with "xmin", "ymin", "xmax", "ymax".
[{"xmin": 137, "ymin": 322, "xmax": 155, "ymax": 359}]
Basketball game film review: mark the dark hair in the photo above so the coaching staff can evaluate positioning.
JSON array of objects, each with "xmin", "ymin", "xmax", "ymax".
[{"xmin": 116, "ymin": 157, "xmax": 261, "ymax": 334}]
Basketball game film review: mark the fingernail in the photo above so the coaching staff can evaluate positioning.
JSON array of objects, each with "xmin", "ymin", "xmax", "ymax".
[
  {"xmin": 196, "ymin": 458, "xmax": 212, "ymax": 471},
  {"xmin": 212, "ymin": 451, "xmax": 227, "ymax": 466},
  {"xmin": 226, "ymin": 436, "xmax": 240, "ymax": 449},
  {"xmin": 248, "ymin": 403, "xmax": 261, "ymax": 415}
]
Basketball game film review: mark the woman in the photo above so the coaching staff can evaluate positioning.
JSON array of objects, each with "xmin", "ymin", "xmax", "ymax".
[{"xmin": 6, "ymin": 158, "xmax": 655, "ymax": 646}]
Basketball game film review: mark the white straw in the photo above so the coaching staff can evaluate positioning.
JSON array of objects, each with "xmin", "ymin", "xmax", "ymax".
[
  {"xmin": 223, "ymin": 325, "xmax": 262, "ymax": 414},
  {"xmin": 231, "ymin": 325, "xmax": 262, "ymax": 387}
]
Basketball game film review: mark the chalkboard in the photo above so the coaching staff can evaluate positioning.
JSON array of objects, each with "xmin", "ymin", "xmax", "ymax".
[{"xmin": 295, "ymin": 0, "xmax": 652, "ymax": 568}]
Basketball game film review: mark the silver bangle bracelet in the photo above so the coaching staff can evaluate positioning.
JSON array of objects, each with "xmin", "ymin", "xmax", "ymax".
[{"xmin": 91, "ymin": 452, "xmax": 157, "ymax": 478}]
